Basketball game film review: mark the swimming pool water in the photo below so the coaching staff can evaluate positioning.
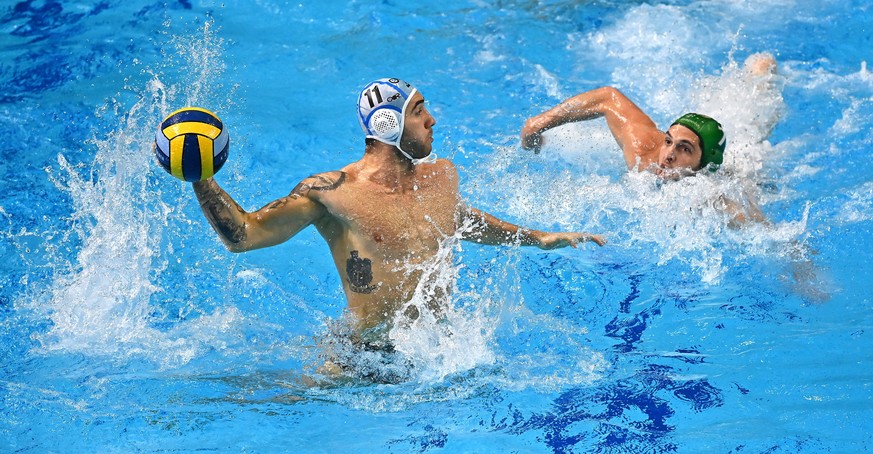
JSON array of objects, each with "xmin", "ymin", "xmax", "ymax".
[{"xmin": 1, "ymin": 0, "xmax": 872, "ymax": 452}]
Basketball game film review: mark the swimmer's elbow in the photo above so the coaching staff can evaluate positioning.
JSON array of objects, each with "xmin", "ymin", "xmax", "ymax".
[
  {"xmin": 591, "ymin": 86, "xmax": 633, "ymax": 119},
  {"xmin": 596, "ymin": 86, "xmax": 625, "ymax": 103},
  {"xmin": 220, "ymin": 230, "xmax": 254, "ymax": 253},
  {"xmin": 225, "ymin": 243, "xmax": 247, "ymax": 253},
  {"xmin": 223, "ymin": 229, "xmax": 290, "ymax": 253},
  {"xmin": 597, "ymin": 86, "xmax": 621, "ymax": 96}
]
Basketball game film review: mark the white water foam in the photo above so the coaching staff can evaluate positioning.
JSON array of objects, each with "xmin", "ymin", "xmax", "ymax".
[
  {"xmin": 28, "ymin": 21, "xmax": 264, "ymax": 371},
  {"xmin": 837, "ymin": 182, "xmax": 873, "ymax": 224},
  {"xmin": 387, "ymin": 232, "xmax": 497, "ymax": 383},
  {"xmin": 492, "ymin": 1, "xmax": 806, "ymax": 286},
  {"xmin": 384, "ymin": 217, "xmax": 606, "ymax": 388}
]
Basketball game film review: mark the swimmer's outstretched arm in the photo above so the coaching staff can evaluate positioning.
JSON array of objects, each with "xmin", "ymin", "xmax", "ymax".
[
  {"xmin": 459, "ymin": 207, "xmax": 606, "ymax": 249},
  {"xmin": 192, "ymin": 177, "xmax": 327, "ymax": 253},
  {"xmin": 521, "ymin": 87, "xmax": 660, "ymax": 167}
]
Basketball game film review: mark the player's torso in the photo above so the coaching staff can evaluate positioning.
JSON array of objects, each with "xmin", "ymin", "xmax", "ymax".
[{"xmin": 312, "ymin": 165, "xmax": 461, "ymax": 330}]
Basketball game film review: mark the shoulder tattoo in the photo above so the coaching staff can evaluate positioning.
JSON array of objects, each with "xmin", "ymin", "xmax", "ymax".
[{"xmin": 290, "ymin": 171, "xmax": 346, "ymax": 199}]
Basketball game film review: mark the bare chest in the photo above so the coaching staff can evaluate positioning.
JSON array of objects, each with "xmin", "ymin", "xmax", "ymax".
[{"xmin": 323, "ymin": 183, "xmax": 460, "ymax": 253}]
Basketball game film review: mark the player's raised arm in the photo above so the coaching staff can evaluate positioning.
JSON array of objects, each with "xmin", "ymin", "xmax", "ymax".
[
  {"xmin": 521, "ymin": 87, "xmax": 661, "ymax": 168},
  {"xmin": 193, "ymin": 177, "xmax": 328, "ymax": 253}
]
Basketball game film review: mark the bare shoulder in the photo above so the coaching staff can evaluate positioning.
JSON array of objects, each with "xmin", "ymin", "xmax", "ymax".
[
  {"xmin": 430, "ymin": 158, "xmax": 459, "ymax": 179},
  {"xmin": 628, "ymin": 122, "xmax": 665, "ymax": 149},
  {"xmin": 635, "ymin": 122, "xmax": 667, "ymax": 143},
  {"xmin": 289, "ymin": 171, "xmax": 347, "ymax": 200},
  {"xmin": 416, "ymin": 159, "xmax": 460, "ymax": 189},
  {"xmin": 618, "ymin": 123, "xmax": 663, "ymax": 170}
]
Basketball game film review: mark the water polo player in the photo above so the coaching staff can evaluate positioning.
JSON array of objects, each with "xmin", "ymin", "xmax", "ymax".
[
  {"xmin": 520, "ymin": 54, "xmax": 778, "ymax": 225},
  {"xmin": 189, "ymin": 78, "xmax": 605, "ymax": 380},
  {"xmin": 521, "ymin": 87, "xmax": 727, "ymax": 179},
  {"xmin": 521, "ymin": 54, "xmax": 778, "ymax": 176}
]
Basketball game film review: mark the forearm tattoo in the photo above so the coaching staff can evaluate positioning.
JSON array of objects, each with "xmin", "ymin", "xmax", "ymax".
[{"xmin": 195, "ymin": 181, "xmax": 247, "ymax": 244}]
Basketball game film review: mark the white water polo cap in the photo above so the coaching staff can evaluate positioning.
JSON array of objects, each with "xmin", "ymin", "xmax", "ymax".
[{"xmin": 357, "ymin": 78, "xmax": 423, "ymax": 160}]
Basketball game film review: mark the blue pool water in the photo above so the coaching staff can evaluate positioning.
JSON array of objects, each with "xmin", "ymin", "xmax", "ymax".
[{"xmin": 2, "ymin": 0, "xmax": 872, "ymax": 452}]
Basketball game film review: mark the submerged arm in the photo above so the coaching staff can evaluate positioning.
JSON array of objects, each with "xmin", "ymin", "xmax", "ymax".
[
  {"xmin": 459, "ymin": 206, "xmax": 606, "ymax": 249},
  {"xmin": 717, "ymin": 192, "xmax": 829, "ymax": 302},
  {"xmin": 717, "ymin": 194, "xmax": 768, "ymax": 229}
]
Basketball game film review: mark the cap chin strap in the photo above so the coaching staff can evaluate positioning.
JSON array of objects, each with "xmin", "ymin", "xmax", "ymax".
[
  {"xmin": 412, "ymin": 153, "xmax": 438, "ymax": 165},
  {"xmin": 397, "ymin": 146, "xmax": 438, "ymax": 165}
]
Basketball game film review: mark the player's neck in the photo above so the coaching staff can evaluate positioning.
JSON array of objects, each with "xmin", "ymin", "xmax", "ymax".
[{"xmin": 360, "ymin": 143, "xmax": 417, "ymax": 187}]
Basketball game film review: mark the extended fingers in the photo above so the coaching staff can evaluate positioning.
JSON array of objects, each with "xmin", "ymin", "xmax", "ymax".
[
  {"xmin": 580, "ymin": 233, "xmax": 607, "ymax": 247},
  {"xmin": 590, "ymin": 234, "xmax": 607, "ymax": 247}
]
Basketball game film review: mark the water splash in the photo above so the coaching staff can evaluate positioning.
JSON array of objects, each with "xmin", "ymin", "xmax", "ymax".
[
  {"xmin": 837, "ymin": 182, "xmax": 873, "ymax": 224},
  {"xmin": 488, "ymin": 141, "xmax": 810, "ymax": 286},
  {"xmin": 388, "ymin": 232, "xmax": 497, "ymax": 383},
  {"xmin": 486, "ymin": 16, "xmax": 798, "ymax": 286},
  {"xmin": 164, "ymin": 18, "xmax": 230, "ymax": 109},
  {"xmin": 29, "ymin": 21, "xmax": 252, "ymax": 370},
  {"xmin": 692, "ymin": 52, "xmax": 787, "ymax": 178},
  {"xmin": 388, "ymin": 217, "xmax": 606, "ymax": 388}
]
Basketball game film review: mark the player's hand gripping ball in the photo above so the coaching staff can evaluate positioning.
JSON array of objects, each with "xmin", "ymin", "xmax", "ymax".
[{"xmin": 154, "ymin": 107, "xmax": 229, "ymax": 182}]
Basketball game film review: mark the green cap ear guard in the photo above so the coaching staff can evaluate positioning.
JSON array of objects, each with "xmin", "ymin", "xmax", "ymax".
[{"xmin": 671, "ymin": 113, "xmax": 726, "ymax": 171}]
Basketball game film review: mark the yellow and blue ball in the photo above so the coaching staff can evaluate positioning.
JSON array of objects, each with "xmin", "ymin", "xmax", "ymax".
[{"xmin": 154, "ymin": 107, "xmax": 229, "ymax": 182}]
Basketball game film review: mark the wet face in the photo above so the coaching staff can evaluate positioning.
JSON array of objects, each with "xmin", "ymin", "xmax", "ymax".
[
  {"xmin": 399, "ymin": 92, "xmax": 436, "ymax": 159},
  {"xmin": 655, "ymin": 124, "xmax": 704, "ymax": 180}
]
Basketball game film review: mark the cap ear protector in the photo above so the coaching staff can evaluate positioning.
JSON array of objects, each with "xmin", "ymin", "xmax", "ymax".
[
  {"xmin": 671, "ymin": 113, "xmax": 726, "ymax": 171},
  {"xmin": 357, "ymin": 78, "xmax": 417, "ymax": 148},
  {"xmin": 369, "ymin": 108, "xmax": 402, "ymax": 143}
]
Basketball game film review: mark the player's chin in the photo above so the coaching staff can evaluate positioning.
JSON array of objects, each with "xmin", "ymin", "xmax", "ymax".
[{"xmin": 419, "ymin": 142, "xmax": 433, "ymax": 156}]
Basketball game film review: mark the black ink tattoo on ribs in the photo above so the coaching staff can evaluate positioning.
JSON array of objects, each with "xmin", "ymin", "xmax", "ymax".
[{"xmin": 346, "ymin": 250, "xmax": 377, "ymax": 294}]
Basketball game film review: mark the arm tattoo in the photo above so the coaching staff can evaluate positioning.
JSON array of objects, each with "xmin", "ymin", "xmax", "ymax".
[
  {"xmin": 195, "ymin": 181, "xmax": 247, "ymax": 244},
  {"xmin": 290, "ymin": 171, "xmax": 346, "ymax": 199},
  {"xmin": 265, "ymin": 198, "xmax": 288, "ymax": 210},
  {"xmin": 346, "ymin": 250, "xmax": 377, "ymax": 294}
]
